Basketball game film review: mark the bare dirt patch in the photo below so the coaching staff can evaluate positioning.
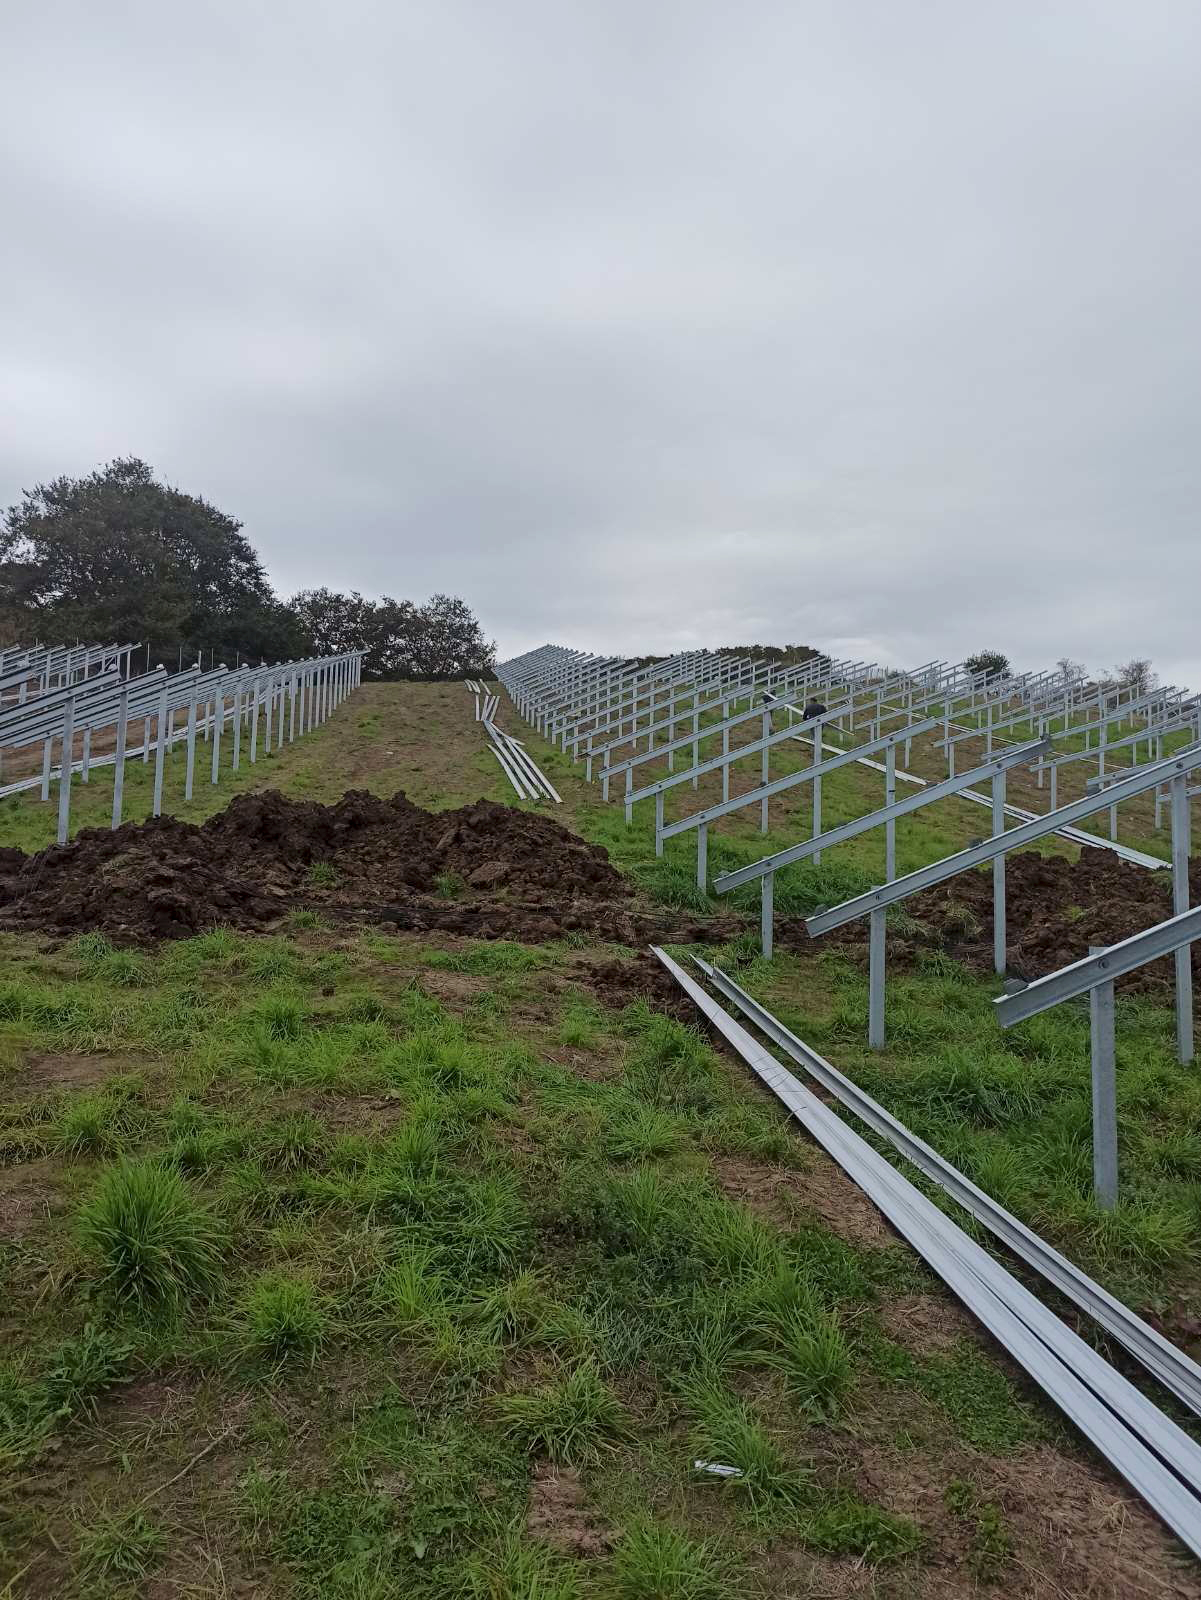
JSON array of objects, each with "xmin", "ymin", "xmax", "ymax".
[
  {"xmin": 710, "ymin": 1152, "xmax": 894, "ymax": 1249},
  {"xmin": 785, "ymin": 850, "xmax": 1199, "ymax": 998},
  {"xmin": 525, "ymin": 1460, "xmax": 613, "ymax": 1557},
  {"xmin": 0, "ymin": 1155, "xmax": 60, "ymax": 1239},
  {"xmin": 858, "ymin": 1437, "xmax": 1201, "ymax": 1599},
  {"xmin": 879, "ymin": 1294, "xmax": 977, "ymax": 1358}
]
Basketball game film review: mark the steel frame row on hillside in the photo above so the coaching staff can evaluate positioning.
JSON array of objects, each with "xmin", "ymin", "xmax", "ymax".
[{"xmin": 3, "ymin": 648, "xmax": 363, "ymax": 842}]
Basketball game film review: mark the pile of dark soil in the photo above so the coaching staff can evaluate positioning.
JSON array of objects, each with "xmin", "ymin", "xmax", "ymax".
[
  {"xmin": 0, "ymin": 790, "xmax": 634, "ymax": 943},
  {"xmin": 794, "ymin": 849, "xmax": 1197, "ymax": 996}
]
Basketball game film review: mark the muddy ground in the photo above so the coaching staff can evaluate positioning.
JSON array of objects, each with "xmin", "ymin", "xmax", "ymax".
[
  {"xmin": 0, "ymin": 789, "xmax": 738, "ymax": 949},
  {"xmin": 0, "ymin": 790, "xmax": 1192, "ymax": 1002}
]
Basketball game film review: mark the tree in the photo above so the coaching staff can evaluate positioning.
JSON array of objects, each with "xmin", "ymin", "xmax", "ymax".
[
  {"xmin": 286, "ymin": 589, "xmax": 494, "ymax": 680},
  {"xmin": 0, "ymin": 458, "xmax": 291, "ymax": 663},
  {"xmin": 964, "ymin": 650, "xmax": 1010, "ymax": 679},
  {"xmin": 1056, "ymin": 656, "xmax": 1085, "ymax": 686},
  {"xmin": 1112, "ymin": 658, "xmax": 1158, "ymax": 696}
]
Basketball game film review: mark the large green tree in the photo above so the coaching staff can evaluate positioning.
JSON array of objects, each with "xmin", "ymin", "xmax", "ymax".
[
  {"xmin": 287, "ymin": 588, "xmax": 495, "ymax": 680},
  {"xmin": 0, "ymin": 458, "xmax": 304, "ymax": 663}
]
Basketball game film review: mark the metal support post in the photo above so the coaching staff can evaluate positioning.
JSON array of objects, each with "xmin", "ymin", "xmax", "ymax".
[
  {"xmin": 1089, "ymin": 953, "xmax": 1118, "ymax": 1209},
  {"xmin": 56, "ymin": 697, "xmax": 75, "ymax": 845},
  {"xmin": 697, "ymin": 823, "xmax": 707, "ymax": 891},
  {"xmin": 250, "ymin": 682, "xmax": 260, "ymax": 761},
  {"xmin": 112, "ymin": 686, "xmax": 129, "ymax": 829},
  {"xmin": 1171, "ymin": 776, "xmax": 1194, "ymax": 1063},
  {"xmin": 211, "ymin": 678, "xmax": 224, "ymax": 783},
  {"xmin": 992, "ymin": 770, "xmax": 1007, "ymax": 975},
  {"xmin": 760, "ymin": 710, "xmax": 770, "ymax": 833},
  {"xmin": 868, "ymin": 907, "xmax": 886, "ymax": 1048},
  {"xmin": 81, "ymin": 726, "xmax": 91, "ymax": 783},
  {"xmin": 152, "ymin": 681, "xmax": 169, "ymax": 816},
  {"xmin": 885, "ymin": 743, "xmax": 897, "ymax": 882},
  {"xmin": 185, "ymin": 694, "xmax": 197, "ymax": 800},
  {"xmin": 761, "ymin": 871, "xmax": 774, "ymax": 959},
  {"xmin": 232, "ymin": 683, "xmax": 243, "ymax": 772},
  {"xmin": 655, "ymin": 791, "xmax": 664, "ymax": 857}
]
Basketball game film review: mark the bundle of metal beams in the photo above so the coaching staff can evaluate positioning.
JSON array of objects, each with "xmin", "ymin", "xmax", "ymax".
[
  {"xmin": 3, "ymin": 650, "xmax": 363, "ymax": 844},
  {"xmin": 466, "ymin": 680, "xmax": 561, "ymax": 803},
  {"xmin": 655, "ymin": 947, "xmax": 1201, "ymax": 1557}
]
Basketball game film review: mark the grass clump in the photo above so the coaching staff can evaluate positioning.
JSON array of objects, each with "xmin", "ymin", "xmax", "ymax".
[
  {"xmin": 801, "ymin": 1495, "xmax": 923, "ymax": 1564},
  {"xmin": 611, "ymin": 1518, "xmax": 736, "ymax": 1599},
  {"xmin": 75, "ymin": 1506, "xmax": 165, "ymax": 1583},
  {"xmin": 77, "ymin": 1158, "xmax": 224, "ymax": 1310},
  {"xmin": 307, "ymin": 860, "xmax": 340, "ymax": 887},
  {"xmin": 237, "ymin": 1273, "xmax": 328, "ymax": 1362},
  {"xmin": 946, "ymin": 1477, "xmax": 1014, "ymax": 1580},
  {"xmin": 495, "ymin": 1363, "xmax": 626, "ymax": 1463}
]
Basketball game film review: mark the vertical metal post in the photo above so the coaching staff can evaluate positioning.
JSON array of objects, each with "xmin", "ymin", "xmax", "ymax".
[
  {"xmin": 250, "ymin": 681, "xmax": 260, "ymax": 762},
  {"xmin": 211, "ymin": 677, "xmax": 224, "ymax": 783},
  {"xmin": 80, "ymin": 726, "xmax": 91, "ymax": 783},
  {"xmin": 760, "ymin": 710, "xmax": 770, "ymax": 833},
  {"xmin": 56, "ymin": 697, "xmax": 75, "ymax": 846},
  {"xmin": 722, "ymin": 726, "xmax": 730, "ymax": 803},
  {"xmin": 289, "ymin": 672, "xmax": 298, "ymax": 742},
  {"xmin": 263, "ymin": 675, "xmax": 273, "ymax": 755},
  {"xmin": 41, "ymin": 736, "xmax": 52, "ymax": 800},
  {"xmin": 761, "ymin": 872, "xmax": 774, "ymax": 959},
  {"xmin": 992, "ymin": 770, "xmax": 1006, "ymax": 974},
  {"xmin": 1171, "ymin": 775, "xmax": 1194, "ymax": 1063},
  {"xmin": 812, "ymin": 773, "xmax": 822, "ymax": 864},
  {"xmin": 692, "ymin": 709, "xmax": 700, "ymax": 788},
  {"xmin": 1050, "ymin": 761, "xmax": 1058, "ymax": 813},
  {"xmin": 185, "ymin": 694, "xmax": 197, "ymax": 800},
  {"xmin": 152, "ymin": 681, "xmax": 169, "ymax": 816},
  {"xmin": 885, "ymin": 743, "xmax": 897, "ymax": 882},
  {"xmin": 655, "ymin": 791, "xmax": 664, "ymax": 857},
  {"xmin": 232, "ymin": 682, "xmax": 243, "ymax": 772},
  {"xmin": 697, "ymin": 823, "xmax": 707, "ymax": 891},
  {"xmin": 1089, "ymin": 955, "xmax": 1118, "ymax": 1209},
  {"xmin": 868, "ymin": 907, "xmax": 886, "ymax": 1048},
  {"xmin": 112, "ymin": 686, "xmax": 129, "ymax": 829}
]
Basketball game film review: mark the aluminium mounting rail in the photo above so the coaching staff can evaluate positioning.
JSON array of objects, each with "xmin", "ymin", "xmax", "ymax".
[
  {"xmin": 652, "ymin": 947, "xmax": 1201, "ymax": 1558},
  {"xmin": 696, "ymin": 954, "xmax": 1201, "ymax": 1418}
]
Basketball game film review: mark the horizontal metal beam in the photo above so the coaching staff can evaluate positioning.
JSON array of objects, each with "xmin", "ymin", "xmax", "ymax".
[
  {"xmin": 660, "ymin": 714, "xmax": 942, "ymax": 842},
  {"xmin": 714, "ymin": 738, "xmax": 1050, "ymax": 892},
  {"xmin": 806, "ymin": 742, "xmax": 1201, "ymax": 936},
  {"xmin": 995, "ymin": 904, "xmax": 1201, "ymax": 1026}
]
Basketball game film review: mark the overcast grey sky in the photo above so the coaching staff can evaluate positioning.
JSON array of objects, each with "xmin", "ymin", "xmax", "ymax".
[{"xmin": 2, "ymin": 2, "xmax": 1198, "ymax": 683}]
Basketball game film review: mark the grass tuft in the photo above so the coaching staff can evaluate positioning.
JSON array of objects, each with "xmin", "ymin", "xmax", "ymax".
[{"xmin": 77, "ymin": 1158, "xmax": 224, "ymax": 1310}]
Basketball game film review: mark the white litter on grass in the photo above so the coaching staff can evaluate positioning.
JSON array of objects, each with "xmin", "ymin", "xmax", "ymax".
[{"xmin": 693, "ymin": 1460, "xmax": 743, "ymax": 1478}]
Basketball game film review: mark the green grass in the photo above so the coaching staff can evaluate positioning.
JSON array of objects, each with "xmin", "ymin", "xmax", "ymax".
[
  {"xmin": 77, "ymin": 1157, "xmax": 225, "ymax": 1310},
  {"xmin": 0, "ymin": 707, "xmax": 1192, "ymax": 1598}
]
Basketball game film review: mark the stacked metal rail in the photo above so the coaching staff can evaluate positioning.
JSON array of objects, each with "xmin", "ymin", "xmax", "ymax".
[
  {"xmin": 2, "ymin": 650, "xmax": 363, "ymax": 843},
  {"xmin": 466, "ymin": 680, "xmax": 561, "ymax": 803},
  {"xmin": 656, "ymin": 948, "xmax": 1201, "ymax": 1557}
]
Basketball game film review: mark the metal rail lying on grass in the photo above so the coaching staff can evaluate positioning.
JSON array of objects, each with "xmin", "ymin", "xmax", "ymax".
[
  {"xmin": 696, "ymin": 954, "xmax": 1201, "ymax": 1416},
  {"xmin": 651, "ymin": 946, "xmax": 1201, "ymax": 1557}
]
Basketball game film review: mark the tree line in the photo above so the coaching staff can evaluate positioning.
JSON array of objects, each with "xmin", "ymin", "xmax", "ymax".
[{"xmin": 0, "ymin": 459, "xmax": 495, "ymax": 680}]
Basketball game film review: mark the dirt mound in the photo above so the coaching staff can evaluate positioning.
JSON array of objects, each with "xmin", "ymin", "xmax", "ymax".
[
  {"xmin": 0, "ymin": 789, "xmax": 630, "ymax": 942},
  {"xmin": 791, "ymin": 848, "xmax": 1196, "ymax": 995}
]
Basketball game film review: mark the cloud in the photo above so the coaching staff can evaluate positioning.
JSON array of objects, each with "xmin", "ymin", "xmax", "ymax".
[{"xmin": 2, "ymin": 0, "xmax": 1199, "ymax": 686}]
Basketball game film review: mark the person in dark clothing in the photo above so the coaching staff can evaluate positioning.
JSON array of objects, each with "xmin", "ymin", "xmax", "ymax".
[{"xmin": 802, "ymin": 698, "xmax": 827, "ymax": 720}]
